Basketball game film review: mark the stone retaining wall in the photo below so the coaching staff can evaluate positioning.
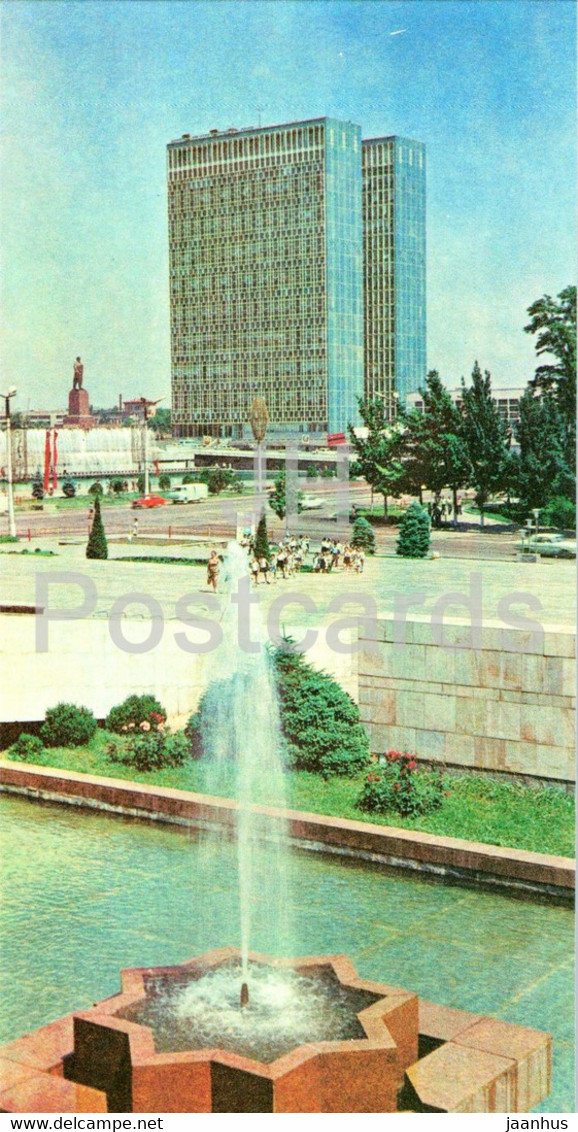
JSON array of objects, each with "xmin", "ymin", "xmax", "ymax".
[{"xmin": 358, "ymin": 616, "xmax": 576, "ymax": 785}]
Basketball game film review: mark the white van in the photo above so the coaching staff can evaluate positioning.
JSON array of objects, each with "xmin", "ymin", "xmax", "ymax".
[{"xmin": 166, "ymin": 483, "xmax": 209, "ymax": 504}]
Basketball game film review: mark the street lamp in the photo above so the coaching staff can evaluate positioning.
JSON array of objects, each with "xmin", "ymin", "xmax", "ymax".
[
  {"xmin": 136, "ymin": 397, "xmax": 164, "ymax": 496},
  {"xmin": 1, "ymin": 387, "xmax": 17, "ymax": 538}
]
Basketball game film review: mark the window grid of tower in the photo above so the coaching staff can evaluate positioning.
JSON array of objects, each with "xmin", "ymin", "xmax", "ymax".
[
  {"xmin": 168, "ymin": 119, "xmax": 363, "ymax": 438},
  {"xmin": 362, "ymin": 136, "xmax": 426, "ymax": 419}
]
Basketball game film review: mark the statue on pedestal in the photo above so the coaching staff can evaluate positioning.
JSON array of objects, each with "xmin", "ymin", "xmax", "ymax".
[{"xmin": 73, "ymin": 357, "xmax": 84, "ymax": 390}]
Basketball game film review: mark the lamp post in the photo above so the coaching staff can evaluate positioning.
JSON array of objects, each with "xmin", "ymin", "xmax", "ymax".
[{"xmin": 1, "ymin": 387, "xmax": 17, "ymax": 538}]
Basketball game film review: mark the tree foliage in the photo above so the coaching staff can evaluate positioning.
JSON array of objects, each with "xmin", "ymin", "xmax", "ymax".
[
  {"xmin": 268, "ymin": 469, "xmax": 303, "ymax": 520},
  {"xmin": 86, "ymin": 494, "xmax": 108, "ymax": 559},
  {"xmin": 31, "ymin": 473, "xmax": 44, "ymax": 500},
  {"xmin": 525, "ymin": 286, "xmax": 576, "ymax": 464},
  {"xmin": 348, "ymin": 397, "xmax": 407, "ymax": 516},
  {"xmin": 460, "ymin": 363, "xmax": 509, "ymax": 525},
  {"xmin": 41, "ymin": 702, "xmax": 97, "ymax": 747},
  {"xmin": 509, "ymin": 390, "xmax": 573, "ymax": 512},
  {"xmin": 350, "ymin": 516, "xmax": 376, "ymax": 554},
  {"xmin": 61, "ymin": 475, "xmax": 76, "ymax": 498},
  {"xmin": 402, "ymin": 371, "xmax": 472, "ymax": 519},
  {"xmin": 396, "ymin": 502, "xmax": 431, "ymax": 558}
]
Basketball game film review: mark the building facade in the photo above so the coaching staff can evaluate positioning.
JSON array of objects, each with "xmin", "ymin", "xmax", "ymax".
[
  {"xmin": 363, "ymin": 136, "xmax": 426, "ymax": 419},
  {"xmin": 167, "ymin": 117, "xmax": 425, "ymax": 439}
]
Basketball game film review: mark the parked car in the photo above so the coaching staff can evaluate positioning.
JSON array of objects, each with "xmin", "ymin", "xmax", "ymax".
[
  {"xmin": 131, "ymin": 494, "xmax": 167, "ymax": 509},
  {"xmin": 514, "ymin": 533, "xmax": 576, "ymax": 559}
]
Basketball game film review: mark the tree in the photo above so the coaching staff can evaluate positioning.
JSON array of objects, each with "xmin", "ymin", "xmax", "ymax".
[
  {"xmin": 86, "ymin": 494, "xmax": 108, "ymax": 559},
  {"xmin": 525, "ymin": 286, "xmax": 576, "ymax": 465},
  {"xmin": 509, "ymin": 389, "xmax": 573, "ymax": 512},
  {"xmin": 268, "ymin": 470, "xmax": 303, "ymax": 520},
  {"xmin": 402, "ymin": 371, "xmax": 472, "ymax": 524},
  {"xmin": 148, "ymin": 408, "xmax": 172, "ymax": 436},
  {"xmin": 158, "ymin": 473, "xmax": 171, "ymax": 490},
  {"xmin": 254, "ymin": 512, "xmax": 270, "ymax": 559},
  {"xmin": 350, "ymin": 516, "xmax": 376, "ymax": 555},
  {"xmin": 396, "ymin": 502, "xmax": 431, "ymax": 558},
  {"xmin": 88, "ymin": 481, "xmax": 104, "ymax": 497},
  {"xmin": 460, "ymin": 363, "xmax": 510, "ymax": 526},
  {"xmin": 348, "ymin": 397, "xmax": 407, "ymax": 517}
]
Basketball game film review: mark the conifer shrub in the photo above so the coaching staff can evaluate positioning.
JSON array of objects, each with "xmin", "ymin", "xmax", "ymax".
[
  {"xmin": 86, "ymin": 494, "xmax": 108, "ymax": 559},
  {"xmin": 272, "ymin": 642, "xmax": 370, "ymax": 777},
  {"xmin": 40, "ymin": 703, "xmax": 97, "ymax": 747},
  {"xmin": 88, "ymin": 481, "xmax": 104, "ymax": 496},
  {"xmin": 105, "ymin": 694, "xmax": 167, "ymax": 734},
  {"xmin": 61, "ymin": 476, "xmax": 76, "ymax": 498},
  {"xmin": 31, "ymin": 474, "xmax": 44, "ymax": 500},
  {"xmin": 396, "ymin": 502, "xmax": 431, "ymax": 558},
  {"xmin": 158, "ymin": 473, "xmax": 171, "ymax": 490},
  {"xmin": 254, "ymin": 512, "xmax": 270, "ymax": 560},
  {"xmin": 351, "ymin": 516, "xmax": 376, "ymax": 554}
]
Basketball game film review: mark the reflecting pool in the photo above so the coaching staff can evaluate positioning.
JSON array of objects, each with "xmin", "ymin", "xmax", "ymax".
[{"xmin": 0, "ymin": 795, "xmax": 573, "ymax": 1112}]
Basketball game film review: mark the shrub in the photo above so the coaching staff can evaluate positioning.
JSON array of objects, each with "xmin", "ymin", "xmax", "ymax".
[
  {"xmin": 306, "ymin": 465, "xmax": 318, "ymax": 480},
  {"xmin": 254, "ymin": 512, "xmax": 270, "ymax": 560},
  {"xmin": 541, "ymin": 495, "xmax": 576, "ymax": 531},
  {"xmin": 396, "ymin": 502, "xmax": 431, "ymax": 558},
  {"xmin": 88, "ymin": 481, "xmax": 104, "ymax": 496},
  {"xmin": 31, "ymin": 474, "xmax": 44, "ymax": 500},
  {"xmin": 110, "ymin": 479, "xmax": 125, "ymax": 495},
  {"xmin": 40, "ymin": 702, "xmax": 97, "ymax": 747},
  {"xmin": 8, "ymin": 734, "xmax": 45, "ymax": 761},
  {"xmin": 357, "ymin": 752, "xmax": 447, "ymax": 818},
  {"xmin": 137, "ymin": 474, "xmax": 146, "ymax": 494},
  {"xmin": 115, "ymin": 727, "xmax": 189, "ymax": 772},
  {"xmin": 158, "ymin": 473, "xmax": 171, "ymax": 490},
  {"xmin": 351, "ymin": 516, "xmax": 376, "ymax": 554},
  {"xmin": 105, "ymin": 694, "xmax": 167, "ymax": 734},
  {"xmin": 182, "ymin": 473, "xmax": 198, "ymax": 485},
  {"xmin": 86, "ymin": 494, "xmax": 108, "ymax": 559},
  {"xmin": 61, "ymin": 476, "xmax": 76, "ymax": 498},
  {"xmin": 272, "ymin": 641, "xmax": 370, "ymax": 778},
  {"xmin": 321, "ymin": 465, "xmax": 337, "ymax": 478}
]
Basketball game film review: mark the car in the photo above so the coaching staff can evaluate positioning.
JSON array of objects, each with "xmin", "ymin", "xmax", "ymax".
[
  {"xmin": 300, "ymin": 495, "xmax": 324, "ymax": 511},
  {"xmin": 131, "ymin": 494, "xmax": 167, "ymax": 509},
  {"xmin": 514, "ymin": 533, "xmax": 576, "ymax": 559}
]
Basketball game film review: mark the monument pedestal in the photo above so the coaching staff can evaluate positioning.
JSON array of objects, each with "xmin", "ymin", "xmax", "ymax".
[{"xmin": 63, "ymin": 387, "xmax": 95, "ymax": 428}]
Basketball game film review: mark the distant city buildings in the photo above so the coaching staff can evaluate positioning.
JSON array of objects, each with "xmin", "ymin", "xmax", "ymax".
[
  {"xmin": 406, "ymin": 387, "xmax": 524, "ymax": 430},
  {"xmin": 167, "ymin": 117, "xmax": 426, "ymax": 440}
]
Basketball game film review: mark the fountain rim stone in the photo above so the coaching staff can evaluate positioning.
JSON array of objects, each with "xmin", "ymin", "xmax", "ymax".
[{"xmin": 72, "ymin": 947, "xmax": 411, "ymax": 1075}]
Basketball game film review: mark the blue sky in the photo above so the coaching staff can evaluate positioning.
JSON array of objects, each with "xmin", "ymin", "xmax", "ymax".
[{"xmin": 1, "ymin": 0, "xmax": 575, "ymax": 411}]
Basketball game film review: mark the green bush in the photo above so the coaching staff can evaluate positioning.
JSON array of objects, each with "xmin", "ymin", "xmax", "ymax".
[
  {"xmin": 86, "ymin": 494, "xmax": 108, "ymax": 559},
  {"xmin": 8, "ymin": 733, "xmax": 45, "ymax": 761},
  {"xmin": 254, "ymin": 511, "xmax": 270, "ymax": 560},
  {"xmin": 105, "ymin": 694, "xmax": 167, "ymax": 734},
  {"xmin": 88, "ymin": 481, "xmax": 104, "ymax": 497},
  {"xmin": 40, "ymin": 702, "xmax": 97, "ymax": 747},
  {"xmin": 541, "ymin": 495, "xmax": 576, "ymax": 531},
  {"xmin": 61, "ymin": 476, "xmax": 76, "ymax": 498},
  {"xmin": 110, "ymin": 479, "xmax": 125, "ymax": 495},
  {"xmin": 306, "ymin": 465, "xmax": 318, "ymax": 479},
  {"xmin": 357, "ymin": 752, "xmax": 447, "ymax": 818},
  {"xmin": 272, "ymin": 642, "xmax": 370, "ymax": 778},
  {"xmin": 159, "ymin": 473, "xmax": 171, "ymax": 490},
  {"xmin": 351, "ymin": 516, "xmax": 376, "ymax": 554},
  {"xmin": 116, "ymin": 727, "xmax": 190, "ymax": 772},
  {"xmin": 396, "ymin": 502, "xmax": 431, "ymax": 558},
  {"xmin": 31, "ymin": 474, "xmax": 44, "ymax": 500},
  {"xmin": 137, "ymin": 474, "xmax": 146, "ymax": 494}
]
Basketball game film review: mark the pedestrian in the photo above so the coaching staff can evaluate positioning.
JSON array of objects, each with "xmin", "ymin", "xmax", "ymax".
[
  {"xmin": 133, "ymin": 517, "xmax": 139, "ymax": 538},
  {"xmin": 207, "ymin": 549, "xmax": 220, "ymax": 592},
  {"xmin": 250, "ymin": 556, "xmax": 260, "ymax": 585},
  {"xmin": 258, "ymin": 554, "xmax": 271, "ymax": 584}
]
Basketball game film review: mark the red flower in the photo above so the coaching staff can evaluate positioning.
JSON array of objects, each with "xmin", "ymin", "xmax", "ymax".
[
  {"xmin": 394, "ymin": 783, "xmax": 400, "ymax": 790},
  {"xmin": 444, "ymin": 790, "xmax": 451, "ymax": 796}
]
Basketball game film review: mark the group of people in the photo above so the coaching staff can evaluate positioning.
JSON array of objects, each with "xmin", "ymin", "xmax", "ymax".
[
  {"xmin": 427, "ymin": 497, "xmax": 462, "ymax": 528},
  {"xmin": 313, "ymin": 538, "xmax": 365, "ymax": 574},
  {"xmin": 242, "ymin": 534, "xmax": 310, "ymax": 585}
]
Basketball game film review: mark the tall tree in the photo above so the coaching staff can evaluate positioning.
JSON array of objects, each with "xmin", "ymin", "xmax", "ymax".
[
  {"xmin": 86, "ymin": 494, "xmax": 108, "ymax": 559},
  {"xmin": 402, "ymin": 371, "xmax": 472, "ymax": 524},
  {"xmin": 525, "ymin": 286, "xmax": 576, "ymax": 466},
  {"xmin": 267, "ymin": 470, "xmax": 303, "ymax": 521},
  {"xmin": 509, "ymin": 389, "xmax": 573, "ymax": 511},
  {"xmin": 460, "ymin": 362, "xmax": 509, "ymax": 527},
  {"xmin": 348, "ymin": 397, "xmax": 407, "ymax": 517}
]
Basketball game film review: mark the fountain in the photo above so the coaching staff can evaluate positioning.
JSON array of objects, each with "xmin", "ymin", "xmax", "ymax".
[{"xmin": 0, "ymin": 543, "xmax": 553, "ymax": 1113}]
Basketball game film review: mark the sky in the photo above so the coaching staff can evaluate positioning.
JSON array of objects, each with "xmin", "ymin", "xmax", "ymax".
[{"xmin": 1, "ymin": 0, "xmax": 575, "ymax": 411}]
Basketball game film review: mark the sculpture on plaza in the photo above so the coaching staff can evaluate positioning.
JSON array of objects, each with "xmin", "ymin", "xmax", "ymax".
[{"xmin": 72, "ymin": 357, "xmax": 84, "ymax": 390}]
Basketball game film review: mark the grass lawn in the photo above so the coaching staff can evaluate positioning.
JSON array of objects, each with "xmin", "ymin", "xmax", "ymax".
[{"xmin": 3, "ymin": 731, "xmax": 574, "ymax": 858}]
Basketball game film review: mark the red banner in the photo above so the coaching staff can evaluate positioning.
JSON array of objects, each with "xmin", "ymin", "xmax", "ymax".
[
  {"xmin": 52, "ymin": 430, "xmax": 58, "ymax": 490},
  {"xmin": 43, "ymin": 430, "xmax": 51, "ymax": 492},
  {"xmin": 327, "ymin": 432, "xmax": 347, "ymax": 447}
]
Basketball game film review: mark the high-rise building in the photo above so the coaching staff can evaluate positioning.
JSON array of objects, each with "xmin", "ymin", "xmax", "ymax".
[
  {"xmin": 363, "ymin": 136, "xmax": 426, "ymax": 420},
  {"xmin": 167, "ymin": 118, "xmax": 425, "ymax": 439}
]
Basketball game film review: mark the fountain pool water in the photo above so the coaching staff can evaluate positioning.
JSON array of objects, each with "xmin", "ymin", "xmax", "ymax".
[{"xmin": 117, "ymin": 960, "xmax": 380, "ymax": 1061}]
